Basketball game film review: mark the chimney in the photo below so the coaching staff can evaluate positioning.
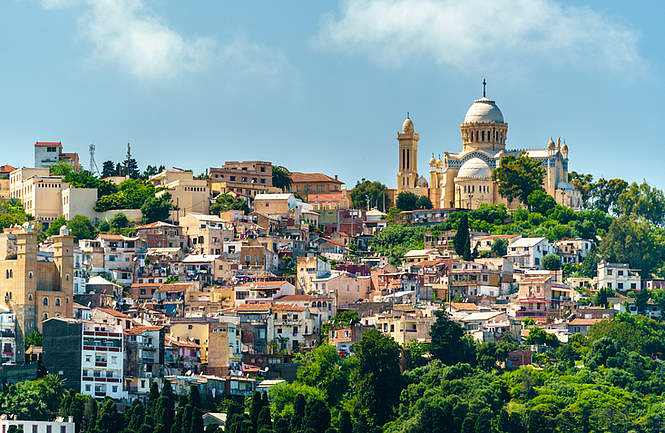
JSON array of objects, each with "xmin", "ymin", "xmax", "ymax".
[{"xmin": 334, "ymin": 175, "xmax": 338, "ymax": 181}]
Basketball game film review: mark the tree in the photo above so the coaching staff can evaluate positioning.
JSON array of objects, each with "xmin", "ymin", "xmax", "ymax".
[
  {"xmin": 599, "ymin": 215, "xmax": 663, "ymax": 277},
  {"xmin": 209, "ymin": 194, "xmax": 250, "ymax": 215},
  {"xmin": 430, "ymin": 310, "xmax": 476, "ymax": 365},
  {"xmin": 491, "ymin": 238, "xmax": 508, "ymax": 257},
  {"xmin": 272, "ymin": 166, "xmax": 292, "ymax": 191},
  {"xmin": 339, "ymin": 410, "xmax": 352, "ymax": 433},
  {"xmin": 141, "ymin": 194, "xmax": 173, "ymax": 223},
  {"xmin": 45, "ymin": 216, "xmax": 67, "ymax": 237},
  {"xmin": 25, "ymin": 330, "xmax": 43, "ymax": 349},
  {"xmin": 296, "ymin": 344, "xmax": 349, "ymax": 406},
  {"xmin": 592, "ymin": 177, "xmax": 628, "ymax": 214},
  {"xmin": 68, "ymin": 215, "xmax": 96, "ymax": 240},
  {"xmin": 349, "ymin": 179, "xmax": 390, "ymax": 212},
  {"xmin": 95, "ymin": 397, "xmax": 124, "ymax": 433},
  {"xmin": 525, "ymin": 327, "xmax": 560, "ymax": 347},
  {"xmin": 416, "ymin": 195, "xmax": 433, "ymax": 209},
  {"xmin": 616, "ymin": 181, "xmax": 665, "ymax": 225},
  {"xmin": 491, "ymin": 152, "xmax": 545, "ymax": 205},
  {"xmin": 351, "ymin": 329, "xmax": 402, "ymax": 426},
  {"xmin": 102, "ymin": 160, "xmax": 117, "ymax": 178},
  {"xmin": 83, "ymin": 396, "xmax": 98, "ymax": 433},
  {"xmin": 396, "ymin": 192, "xmax": 419, "ymax": 211},
  {"xmin": 526, "ymin": 189, "xmax": 556, "ymax": 215},
  {"xmin": 143, "ymin": 165, "xmax": 165, "ymax": 180},
  {"xmin": 569, "ymin": 171, "xmax": 594, "ymax": 208},
  {"xmin": 542, "ymin": 254, "xmax": 562, "ymax": 270},
  {"xmin": 1, "ymin": 375, "xmax": 65, "ymax": 421},
  {"xmin": 110, "ymin": 213, "xmax": 129, "ymax": 230},
  {"xmin": 0, "ymin": 199, "xmax": 31, "ymax": 231},
  {"xmin": 303, "ymin": 399, "xmax": 330, "ymax": 433},
  {"xmin": 453, "ymin": 214, "xmax": 471, "ymax": 260}
]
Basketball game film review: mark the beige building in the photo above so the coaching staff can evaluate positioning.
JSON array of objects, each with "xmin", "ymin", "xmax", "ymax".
[
  {"xmin": 288, "ymin": 173, "xmax": 344, "ymax": 198},
  {"xmin": 150, "ymin": 169, "xmax": 210, "ymax": 222},
  {"xmin": 0, "ymin": 230, "xmax": 74, "ymax": 361},
  {"xmin": 311, "ymin": 271, "xmax": 372, "ymax": 307},
  {"xmin": 179, "ymin": 213, "xmax": 233, "ymax": 255},
  {"xmin": 61, "ymin": 187, "xmax": 98, "ymax": 220},
  {"xmin": 209, "ymin": 161, "xmax": 276, "ymax": 197},
  {"xmin": 0, "ymin": 165, "xmax": 15, "ymax": 199},
  {"xmin": 396, "ymin": 85, "xmax": 582, "ymax": 209}
]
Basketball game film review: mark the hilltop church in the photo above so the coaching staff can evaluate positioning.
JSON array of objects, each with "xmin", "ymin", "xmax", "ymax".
[{"xmin": 396, "ymin": 83, "xmax": 582, "ymax": 210}]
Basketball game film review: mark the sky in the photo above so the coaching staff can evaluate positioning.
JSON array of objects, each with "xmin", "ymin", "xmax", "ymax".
[{"xmin": 1, "ymin": 0, "xmax": 664, "ymax": 190}]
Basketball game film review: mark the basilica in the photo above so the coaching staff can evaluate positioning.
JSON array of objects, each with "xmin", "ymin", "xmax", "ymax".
[{"xmin": 396, "ymin": 85, "xmax": 582, "ymax": 210}]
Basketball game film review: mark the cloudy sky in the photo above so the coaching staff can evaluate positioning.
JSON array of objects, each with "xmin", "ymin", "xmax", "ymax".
[{"xmin": 1, "ymin": 0, "xmax": 663, "ymax": 189}]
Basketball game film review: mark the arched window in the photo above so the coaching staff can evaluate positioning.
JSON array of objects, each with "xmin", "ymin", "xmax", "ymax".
[
  {"xmin": 55, "ymin": 298, "xmax": 61, "ymax": 307},
  {"xmin": 42, "ymin": 313, "xmax": 48, "ymax": 321},
  {"xmin": 481, "ymin": 131, "xmax": 484, "ymax": 141},
  {"xmin": 28, "ymin": 294, "xmax": 33, "ymax": 301},
  {"xmin": 43, "ymin": 297, "xmax": 49, "ymax": 306}
]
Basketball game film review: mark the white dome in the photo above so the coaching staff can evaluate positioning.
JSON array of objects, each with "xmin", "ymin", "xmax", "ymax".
[
  {"xmin": 463, "ymin": 97, "xmax": 504, "ymax": 123},
  {"xmin": 457, "ymin": 157, "xmax": 492, "ymax": 178}
]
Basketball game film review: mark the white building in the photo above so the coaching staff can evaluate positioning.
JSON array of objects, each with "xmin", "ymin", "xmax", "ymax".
[
  {"xmin": 0, "ymin": 306, "xmax": 17, "ymax": 365},
  {"xmin": 597, "ymin": 261, "xmax": 641, "ymax": 292},
  {"xmin": 506, "ymin": 237, "xmax": 554, "ymax": 269},
  {"xmin": 0, "ymin": 415, "xmax": 75, "ymax": 433},
  {"xmin": 81, "ymin": 320, "xmax": 127, "ymax": 400}
]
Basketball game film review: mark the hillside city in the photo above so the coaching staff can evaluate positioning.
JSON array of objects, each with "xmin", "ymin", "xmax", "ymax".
[{"xmin": 0, "ymin": 95, "xmax": 665, "ymax": 433}]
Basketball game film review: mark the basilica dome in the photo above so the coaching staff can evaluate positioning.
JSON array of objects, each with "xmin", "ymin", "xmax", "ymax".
[
  {"xmin": 463, "ymin": 97, "xmax": 504, "ymax": 123},
  {"xmin": 457, "ymin": 157, "xmax": 492, "ymax": 178}
]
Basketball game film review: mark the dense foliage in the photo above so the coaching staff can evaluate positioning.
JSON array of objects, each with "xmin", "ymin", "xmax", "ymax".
[{"xmin": 350, "ymin": 179, "xmax": 390, "ymax": 212}]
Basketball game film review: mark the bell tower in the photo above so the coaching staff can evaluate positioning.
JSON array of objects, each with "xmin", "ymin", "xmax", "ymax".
[{"xmin": 397, "ymin": 114, "xmax": 419, "ymax": 193}]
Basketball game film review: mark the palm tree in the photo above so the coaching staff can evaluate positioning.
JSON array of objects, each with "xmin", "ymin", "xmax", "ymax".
[{"xmin": 272, "ymin": 166, "xmax": 293, "ymax": 191}]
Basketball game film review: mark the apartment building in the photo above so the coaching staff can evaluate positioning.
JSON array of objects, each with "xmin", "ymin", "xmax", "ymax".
[
  {"xmin": 0, "ymin": 164, "xmax": 15, "ymax": 199},
  {"xmin": 287, "ymin": 172, "xmax": 344, "ymax": 197},
  {"xmin": 234, "ymin": 281, "xmax": 295, "ymax": 304},
  {"xmin": 180, "ymin": 213, "xmax": 233, "ymax": 255},
  {"xmin": 96, "ymin": 234, "xmax": 138, "ymax": 285},
  {"xmin": 515, "ymin": 276, "xmax": 578, "ymax": 320},
  {"xmin": 553, "ymin": 238, "xmax": 593, "ymax": 265},
  {"xmin": 43, "ymin": 317, "xmax": 127, "ymax": 400},
  {"xmin": 124, "ymin": 325, "xmax": 165, "ymax": 396},
  {"xmin": 135, "ymin": 221, "xmax": 187, "ymax": 249},
  {"xmin": 0, "ymin": 230, "xmax": 74, "ymax": 361},
  {"xmin": 0, "ymin": 306, "xmax": 17, "ymax": 365},
  {"xmin": 597, "ymin": 261, "xmax": 641, "ymax": 292},
  {"xmin": 149, "ymin": 169, "xmax": 210, "ymax": 222},
  {"xmin": 209, "ymin": 161, "xmax": 274, "ymax": 197},
  {"xmin": 506, "ymin": 237, "xmax": 554, "ymax": 269}
]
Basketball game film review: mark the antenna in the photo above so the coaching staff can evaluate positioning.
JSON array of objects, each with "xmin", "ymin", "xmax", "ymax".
[{"xmin": 89, "ymin": 144, "xmax": 100, "ymax": 175}]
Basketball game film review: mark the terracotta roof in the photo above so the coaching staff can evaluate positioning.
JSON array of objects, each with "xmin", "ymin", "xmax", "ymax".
[
  {"xmin": 34, "ymin": 141, "xmax": 62, "ymax": 147},
  {"xmin": 95, "ymin": 307, "xmax": 131, "ymax": 319},
  {"xmin": 166, "ymin": 335, "xmax": 200, "ymax": 348},
  {"xmin": 272, "ymin": 303, "xmax": 306, "ymax": 312},
  {"xmin": 569, "ymin": 318, "xmax": 604, "ymax": 326},
  {"xmin": 307, "ymin": 192, "xmax": 346, "ymax": 201},
  {"xmin": 125, "ymin": 325, "xmax": 163, "ymax": 335},
  {"xmin": 235, "ymin": 304, "xmax": 271, "ymax": 313},
  {"xmin": 520, "ymin": 276, "xmax": 551, "ymax": 283},
  {"xmin": 131, "ymin": 283, "xmax": 162, "ymax": 288},
  {"xmin": 135, "ymin": 221, "xmax": 179, "ymax": 230},
  {"xmin": 98, "ymin": 234, "xmax": 125, "ymax": 240},
  {"xmin": 157, "ymin": 283, "xmax": 193, "ymax": 293},
  {"xmin": 290, "ymin": 172, "xmax": 343, "ymax": 184},
  {"xmin": 450, "ymin": 302, "xmax": 480, "ymax": 311},
  {"xmin": 0, "ymin": 165, "xmax": 16, "ymax": 174},
  {"xmin": 236, "ymin": 281, "xmax": 288, "ymax": 289},
  {"xmin": 277, "ymin": 295, "xmax": 313, "ymax": 302}
]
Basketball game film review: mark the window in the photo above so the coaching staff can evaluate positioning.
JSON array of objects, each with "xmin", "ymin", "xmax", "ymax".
[
  {"xmin": 55, "ymin": 298, "xmax": 61, "ymax": 307},
  {"xmin": 43, "ymin": 297, "xmax": 49, "ymax": 306}
]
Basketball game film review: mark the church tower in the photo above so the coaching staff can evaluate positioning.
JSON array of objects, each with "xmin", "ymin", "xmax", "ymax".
[{"xmin": 397, "ymin": 114, "xmax": 419, "ymax": 193}]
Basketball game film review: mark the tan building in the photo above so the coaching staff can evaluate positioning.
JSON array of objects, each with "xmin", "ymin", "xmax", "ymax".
[
  {"xmin": 0, "ymin": 230, "xmax": 74, "ymax": 361},
  {"xmin": 0, "ymin": 165, "xmax": 15, "ymax": 199},
  {"xmin": 150, "ymin": 169, "xmax": 210, "ymax": 222},
  {"xmin": 61, "ymin": 187, "xmax": 98, "ymax": 220},
  {"xmin": 179, "ymin": 213, "xmax": 233, "ymax": 255},
  {"xmin": 209, "ymin": 161, "xmax": 275, "ymax": 197},
  {"xmin": 288, "ymin": 173, "xmax": 344, "ymax": 198},
  {"xmin": 395, "ymin": 85, "xmax": 582, "ymax": 209},
  {"xmin": 170, "ymin": 317, "xmax": 241, "ymax": 374}
]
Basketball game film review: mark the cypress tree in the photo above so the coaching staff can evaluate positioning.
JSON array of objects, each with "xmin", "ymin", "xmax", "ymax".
[
  {"xmin": 249, "ymin": 391, "xmax": 264, "ymax": 429},
  {"xmin": 303, "ymin": 399, "xmax": 330, "ymax": 433},
  {"xmin": 454, "ymin": 214, "xmax": 471, "ymax": 260},
  {"xmin": 147, "ymin": 382, "xmax": 160, "ymax": 417},
  {"xmin": 292, "ymin": 394, "xmax": 306, "ymax": 432},
  {"xmin": 189, "ymin": 407, "xmax": 204, "ymax": 433},
  {"xmin": 257, "ymin": 406, "xmax": 272, "ymax": 432},
  {"xmin": 273, "ymin": 417, "xmax": 289, "ymax": 433},
  {"xmin": 95, "ymin": 398, "xmax": 124, "ymax": 433},
  {"xmin": 339, "ymin": 411, "xmax": 352, "ymax": 433},
  {"xmin": 82, "ymin": 397, "xmax": 98, "ymax": 433}
]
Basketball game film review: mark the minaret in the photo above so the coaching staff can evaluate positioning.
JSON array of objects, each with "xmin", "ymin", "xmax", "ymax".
[{"xmin": 397, "ymin": 113, "xmax": 419, "ymax": 193}]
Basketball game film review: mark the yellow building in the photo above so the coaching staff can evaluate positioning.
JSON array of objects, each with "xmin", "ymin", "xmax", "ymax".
[
  {"xmin": 396, "ymin": 84, "xmax": 582, "ymax": 209},
  {"xmin": 149, "ymin": 169, "xmax": 210, "ymax": 222},
  {"xmin": 0, "ymin": 229, "xmax": 74, "ymax": 361}
]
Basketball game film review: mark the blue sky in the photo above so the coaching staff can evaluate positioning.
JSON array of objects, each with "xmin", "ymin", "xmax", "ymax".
[{"xmin": 1, "ymin": 0, "xmax": 663, "ymax": 190}]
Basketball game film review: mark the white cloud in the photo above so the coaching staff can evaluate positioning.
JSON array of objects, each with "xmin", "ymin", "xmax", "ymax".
[
  {"xmin": 317, "ymin": 0, "xmax": 643, "ymax": 72},
  {"xmin": 42, "ymin": 0, "xmax": 288, "ymax": 80}
]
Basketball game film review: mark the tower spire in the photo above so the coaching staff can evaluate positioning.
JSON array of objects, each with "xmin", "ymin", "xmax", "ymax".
[{"xmin": 482, "ymin": 78, "xmax": 487, "ymax": 97}]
